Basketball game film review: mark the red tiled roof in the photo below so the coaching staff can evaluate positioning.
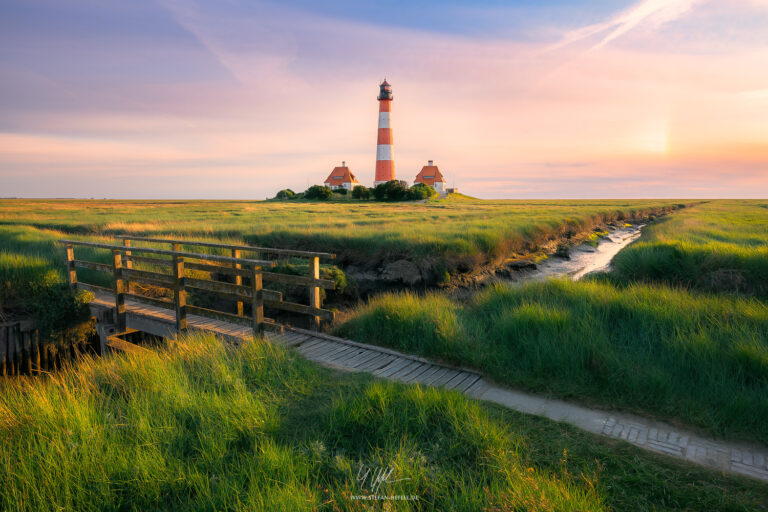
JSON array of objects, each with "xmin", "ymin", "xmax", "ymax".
[
  {"xmin": 324, "ymin": 166, "xmax": 359, "ymax": 185},
  {"xmin": 414, "ymin": 165, "xmax": 445, "ymax": 186}
]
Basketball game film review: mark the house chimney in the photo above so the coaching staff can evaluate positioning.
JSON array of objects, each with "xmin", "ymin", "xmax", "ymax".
[
  {"xmin": 342, "ymin": 161, "xmax": 346, "ymax": 167},
  {"xmin": 428, "ymin": 160, "xmax": 433, "ymax": 166}
]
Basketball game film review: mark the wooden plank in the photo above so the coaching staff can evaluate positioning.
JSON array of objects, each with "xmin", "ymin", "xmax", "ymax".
[
  {"xmin": 113, "ymin": 250, "xmax": 126, "ymax": 332},
  {"xmin": 374, "ymin": 358, "xmax": 412, "ymax": 378},
  {"xmin": 262, "ymin": 271, "xmax": 335, "ymax": 289},
  {"xmin": 339, "ymin": 349, "xmax": 381, "ymax": 369},
  {"xmin": 297, "ymin": 339, "xmax": 330, "ymax": 354},
  {"xmin": 463, "ymin": 378, "xmax": 489, "ymax": 397},
  {"xmin": 444, "ymin": 372, "xmax": 473, "ymax": 390},
  {"xmin": 65, "ymin": 244, "xmax": 77, "ymax": 290},
  {"xmin": 314, "ymin": 344, "xmax": 358, "ymax": 362},
  {"xmin": 172, "ymin": 246, "xmax": 187, "ymax": 331},
  {"xmin": 185, "ymin": 261, "xmax": 249, "ymax": 278},
  {"xmin": 185, "ymin": 306, "xmax": 252, "ymax": 327},
  {"xmin": 420, "ymin": 368, "xmax": 450, "ymax": 386},
  {"xmin": 407, "ymin": 365, "xmax": 441, "ymax": 384},
  {"xmin": 264, "ymin": 299, "xmax": 334, "ymax": 320},
  {"xmin": 77, "ymin": 282, "xmax": 114, "ymax": 295},
  {"xmin": 115, "ymin": 235, "xmax": 336, "ymax": 259},
  {"xmin": 125, "ymin": 255, "xmax": 172, "ymax": 267},
  {"xmin": 58, "ymin": 239, "xmax": 275, "ymax": 267},
  {"xmin": 399, "ymin": 363, "xmax": 434, "ymax": 382},
  {"xmin": 356, "ymin": 354, "xmax": 396, "ymax": 372},
  {"xmin": 301, "ymin": 341, "xmax": 344, "ymax": 359},
  {"xmin": 185, "ymin": 277, "xmax": 250, "ymax": 298},
  {"xmin": 390, "ymin": 361, "xmax": 424, "ymax": 380},
  {"xmin": 431, "ymin": 369, "xmax": 460, "ymax": 387},
  {"xmin": 330, "ymin": 347, "xmax": 371, "ymax": 366},
  {"xmin": 251, "ymin": 266, "xmax": 264, "ymax": 336},
  {"xmin": 74, "ymin": 260, "xmax": 113, "ymax": 273},
  {"xmin": 107, "ymin": 336, "xmax": 151, "ymax": 355},
  {"xmin": 455, "ymin": 375, "xmax": 481, "ymax": 393},
  {"xmin": 124, "ymin": 293, "xmax": 174, "ymax": 310},
  {"xmin": 122, "ymin": 268, "xmax": 175, "ymax": 288}
]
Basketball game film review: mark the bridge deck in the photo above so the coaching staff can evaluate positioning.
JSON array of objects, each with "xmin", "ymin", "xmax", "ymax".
[{"xmin": 88, "ymin": 292, "xmax": 489, "ymax": 395}]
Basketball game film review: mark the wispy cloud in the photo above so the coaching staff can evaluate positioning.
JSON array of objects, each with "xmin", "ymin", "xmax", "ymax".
[{"xmin": 548, "ymin": 0, "xmax": 701, "ymax": 52}]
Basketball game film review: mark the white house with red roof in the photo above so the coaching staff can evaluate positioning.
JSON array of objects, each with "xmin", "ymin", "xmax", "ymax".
[
  {"xmin": 413, "ymin": 160, "xmax": 446, "ymax": 193},
  {"xmin": 323, "ymin": 162, "xmax": 360, "ymax": 191}
]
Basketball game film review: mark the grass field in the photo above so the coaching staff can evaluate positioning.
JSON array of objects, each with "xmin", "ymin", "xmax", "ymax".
[
  {"xmin": 336, "ymin": 279, "xmax": 768, "ymax": 444},
  {"xmin": 0, "ymin": 198, "xmax": 678, "ymax": 300},
  {"xmin": 1, "ymin": 333, "xmax": 766, "ymax": 512},
  {"xmin": 335, "ymin": 200, "xmax": 768, "ymax": 444},
  {"xmin": 612, "ymin": 200, "xmax": 768, "ymax": 297}
]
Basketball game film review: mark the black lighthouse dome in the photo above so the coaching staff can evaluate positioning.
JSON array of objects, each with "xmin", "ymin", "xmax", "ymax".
[{"xmin": 378, "ymin": 79, "xmax": 393, "ymax": 100}]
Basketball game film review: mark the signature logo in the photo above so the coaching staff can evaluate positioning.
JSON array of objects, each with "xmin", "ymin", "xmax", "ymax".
[{"xmin": 356, "ymin": 463, "xmax": 411, "ymax": 494}]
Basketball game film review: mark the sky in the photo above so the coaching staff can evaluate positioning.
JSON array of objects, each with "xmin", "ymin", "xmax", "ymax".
[{"xmin": 1, "ymin": 0, "xmax": 767, "ymax": 199}]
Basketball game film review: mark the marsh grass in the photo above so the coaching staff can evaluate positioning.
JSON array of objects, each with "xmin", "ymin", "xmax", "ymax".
[
  {"xmin": 0, "ymin": 199, "xmax": 679, "ymax": 284},
  {"xmin": 612, "ymin": 200, "xmax": 768, "ymax": 297},
  {"xmin": 1, "ymin": 333, "xmax": 766, "ymax": 511},
  {"xmin": 336, "ymin": 279, "xmax": 768, "ymax": 444}
]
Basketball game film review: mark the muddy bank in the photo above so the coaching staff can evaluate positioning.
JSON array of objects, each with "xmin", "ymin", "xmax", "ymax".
[
  {"xmin": 341, "ymin": 215, "xmax": 661, "ymax": 300},
  {"xmin": 485, "ymin": 223, "xmax": 643, "ymax": 285}
]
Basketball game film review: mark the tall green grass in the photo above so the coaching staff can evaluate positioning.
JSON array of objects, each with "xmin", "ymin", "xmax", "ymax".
[
  {"xmin": 2, "ymin": 333, "xmax": 766, "ymax": 511},
  {"xmin": 336, "ymin": 279, "xmax": 768, "ymax": 444},
  {"xmin": 613, "ymin": 200, "xmax": 768, "ymax": 297},
  {"xmin": 0, "ymin": 198, "xmax": 679, "ymax": 282}
]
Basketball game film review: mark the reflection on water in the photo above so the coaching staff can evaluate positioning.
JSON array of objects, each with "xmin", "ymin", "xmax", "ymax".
[{"xmin": 505, "ymin": 224, "xmax": 644, "ymax": 284}]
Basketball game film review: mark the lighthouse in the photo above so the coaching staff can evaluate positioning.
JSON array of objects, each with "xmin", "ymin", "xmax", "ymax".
[{"xmin": 374, "ymin": 79, "xmax": 395, "ymax": 186}]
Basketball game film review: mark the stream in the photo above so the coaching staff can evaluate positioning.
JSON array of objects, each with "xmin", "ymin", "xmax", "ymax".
[{"xmin": 501, "ymin": 223, "xmax": 644, "ymax": 284}]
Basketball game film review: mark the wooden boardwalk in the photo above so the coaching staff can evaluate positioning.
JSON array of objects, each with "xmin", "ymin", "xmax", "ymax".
[
  {"xmin": 88, "ymin": 292, "xmax": 768, "ymax": 484},
  {"xmin": 89, "ymin": 292, "xmax": 490, "ymax": 395}
]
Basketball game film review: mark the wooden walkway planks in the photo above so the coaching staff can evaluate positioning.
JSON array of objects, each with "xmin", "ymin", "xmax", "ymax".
[{"xmin": 88, "ymin": 292, "xmax": 486, "ymax": 397}]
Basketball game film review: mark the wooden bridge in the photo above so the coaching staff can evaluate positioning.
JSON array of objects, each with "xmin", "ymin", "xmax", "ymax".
[
  {"xmin": 57, "ymin": 237, "xmax": 490, "ymax": 395},
  {"xmin": 61, "ymin": 237, "xmax": 337, "ymax": 338}
]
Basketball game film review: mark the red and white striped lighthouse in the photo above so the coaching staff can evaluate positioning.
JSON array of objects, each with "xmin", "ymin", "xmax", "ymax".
[{"xmin": 374, "ymin": 79, "xmax": 395, "ymax": 185}]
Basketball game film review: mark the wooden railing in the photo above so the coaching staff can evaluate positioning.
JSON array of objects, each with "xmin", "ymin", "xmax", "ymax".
[
  {"xmin": 59, "ymin": 238, "xmax": 336, "ymax": 336},
  {"xmin": 115, "ymin": 236, "xmax": 336, "ymax": 328}
]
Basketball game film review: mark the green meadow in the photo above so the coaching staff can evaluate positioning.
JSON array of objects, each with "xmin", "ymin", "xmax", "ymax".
[
  {"xmin": 612, "ymin": 200, "xmax": 768, "ymax": 297},
  {"xmin": 1, "ymin": 333, "xmax": 766, "ymax": 512},
  {"xmin": 2, "ymin": 198, "xmax": 768, "ymax": 509},
  {"xmin": 337, "ymin": 200, "xmax": 768, "ymax": 444},
  {"xmin": 0, "ymin": 197, "xmax": 678, "ymax": 301}
]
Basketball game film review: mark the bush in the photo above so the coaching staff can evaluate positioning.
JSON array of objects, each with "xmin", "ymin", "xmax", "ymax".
[
  {"xmin": 373, "ymin": 180, "xmax": 409, "ymax": 201},
  {"xmin": 333, "ymin": 187, "xmax": 347, "ymax": 195},
  {"xmin": 351, "ymin": 185, "xmax": 371, "ymax": 200},
  {"xmin": 275, "ymin": 189, "xmax": 295, "ymax": 200},
  {"xmin": 408, "ymin": 183, "xmax": 438, "ymax": 200},
  {"xmin": 303, "ymin": 185, "xmax": 333, "ymax": 200}
]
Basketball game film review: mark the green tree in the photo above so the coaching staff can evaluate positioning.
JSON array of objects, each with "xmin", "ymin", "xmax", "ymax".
[
  {"xmin": 275, "ymin": 189, "xmax": 295, "ymax": 199},
  {"xmin": 351, "ymin": 185, "xmax": 372, "ymax": 200},
  {"xmin": 373, "ymin": 180, "xmax": 409, "ymax": 201},
  {"xmin": 304, "ymin": 185, "xmax": 333, "ymax": 200},
  {"xmin": 408, "ymin": 183, "xmax": 438, "ymax": 200}
]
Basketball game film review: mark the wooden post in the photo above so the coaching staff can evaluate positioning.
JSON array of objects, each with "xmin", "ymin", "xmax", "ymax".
[
  {"xmin": 32, "ymin": 330, "xmax": 41, "ymax": 374},
  {"xmin": 309, "ymin": 256, "xmax": 321, "ymax": 330},
  {"xmin": 65, "ymin": 243, "xmax": 77, "ymax": 290},
  {"xmin": 1, "ymin": 325, "xmax": 6, "ymax": 377},
  {"xmin": 172, "ymin": 243, "xmax": 188, "ymax": 332},
  {"xmin": 112, "ymin": 250, "xmax": 127, "ymax": 332},
  {"xmin": 251, "ymin": 265, "xmax": 264, "ymax": 337},
  {"xmin": 123, "ymin": 239, "xmax": 133, "ymax": 293},
  {"xmin": 232, "ymin": 249, "xmax": 244, "ymax": 316}
]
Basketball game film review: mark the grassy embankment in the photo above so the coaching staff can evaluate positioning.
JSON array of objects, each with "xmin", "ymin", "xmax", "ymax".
[
  {"xmin": 2, "ymin": 333, "xmax": 766, "ymax": 511},
  {"xmin": 336, "ymin": 201, "xmax": 768, "ymax": 444},
  {"xmin": 612, "ymin": 200, "xmax": 768, "ymax": 297}
]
